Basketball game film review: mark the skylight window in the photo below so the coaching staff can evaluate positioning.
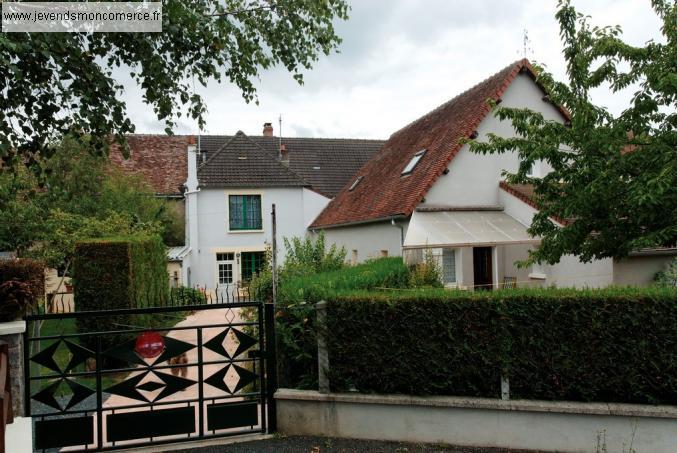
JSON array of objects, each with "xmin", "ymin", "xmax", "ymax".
[
  {"xmin": 402, "ymin": 149, "xmax": 426, "ymax": 175},
  {"xmin": 349, "ymin": 176, "xmax": 363, "ymax": 191}
]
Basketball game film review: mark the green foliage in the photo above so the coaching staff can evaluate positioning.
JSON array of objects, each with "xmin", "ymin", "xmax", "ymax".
[
  {"xmin": 0, "ymin": 168, "xmax": 44, "ymax": 254},
  {"xmin": 275, "ymin": 257, "xmax": 410, "ymax": 389},
  {"xmin": 0, "ymin": 258, "xmax": 45, "ymax": 320},
  {"xmin": 282, "ymin": 232, "xmax": 346, "ymax": 278},
  {"xmin": 0, "ymin": 138, "xmax": 182, "ymax": 267},
  {"xmin": 655, "ymin": 257, "xmax": 677, "ymax": 287},
  {"xmin": 0, "ymin": 1, "xmax": 349, "ymax": 174},
  {"xmin": 467, "ymin": 0, "xmax": 677, "ymax": 264},
  {"xmin": 408, "ymin": 249, "xmax": 443, "ymax": 288},
  {"xmin": 31, "ymin": 209, "xmax": 162, "ymax": 270},
  {"xmin": 326, "ymin": 287, "xmax": 677, "ymax": 404},
  {"xmin": 170, "ymin": 286, "xmax": 207, "ymax": 305},
  {"xmin": 279, "ymin": 257, "xmax": 409, "ymax": 304},
  {"xmin": 74, "ymin": 235, "xmax": 168, "ymax": 354}
]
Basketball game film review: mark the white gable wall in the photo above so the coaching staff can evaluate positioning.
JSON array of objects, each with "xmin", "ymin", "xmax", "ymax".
[
  {"xmin": 303, "ymin": 188, "xmax": 331, "ymax": 228},
  {"xmin": 423, "ymin": 72, "xmax": 560, "ymax": 206}
]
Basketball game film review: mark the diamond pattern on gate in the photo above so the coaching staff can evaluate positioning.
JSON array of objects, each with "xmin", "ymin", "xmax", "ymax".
[
  {"xmin": 30, "ymin": 339, "xmax": 94, "ymax": 374},
  {"xmin": 105, "ymin": 370, "xmax": 195, "ymax": 403},
  {"xmin": 204, "ymin": 363, "xmax": 257, "ymax": 395},
  {"xmin": 203, "ymin": 327, "xmax": 257, "ymax": 359},
  {"xmin": 31, "ymin": 378, "xmax": 95, "ymax": 412}
]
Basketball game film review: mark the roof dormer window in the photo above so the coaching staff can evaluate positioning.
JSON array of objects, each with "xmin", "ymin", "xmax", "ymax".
[
  {"xmin": 402, "ymin": 149, "xmax": 426, "ymax": 175},
  {"xmin": 349, "ymin": 176, "xmax": 363, "ymax": 191}
]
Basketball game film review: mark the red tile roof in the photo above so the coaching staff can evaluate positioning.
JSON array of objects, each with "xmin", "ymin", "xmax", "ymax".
[
  {"xmin": 109, "ymin": 133, "xmax": 383, "ymax": 197},
  {"xmin": 311, "ymin": 59, "xmax": 542, "ymax": 228},
  {"xmin": 109, "ymin": 135, "xmax": 193, "ymax": 196}
]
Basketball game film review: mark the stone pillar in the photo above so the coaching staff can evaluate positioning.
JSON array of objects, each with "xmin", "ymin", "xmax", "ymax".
[
  {"xmin": 0, "ymin": 320, "xmax": 26, "ymax": 417},
  {"xmin": 316, "ymin": 301, "xmax": 330, "ymax": 394}
]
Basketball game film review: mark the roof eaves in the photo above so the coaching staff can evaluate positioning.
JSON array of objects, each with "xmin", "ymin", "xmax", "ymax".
[{"xmin": 310, "ymin": 213, "xmax": 408, "ymax": 230}]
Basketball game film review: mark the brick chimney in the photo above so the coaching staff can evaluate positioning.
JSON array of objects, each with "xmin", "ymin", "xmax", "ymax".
[
  {"xmin": 280, "ymin": 144, "xmax": 289, "ymax": 163},
  {"xmin": 263, "ymin": 122, "xmax": 273, "ymax": 137}
]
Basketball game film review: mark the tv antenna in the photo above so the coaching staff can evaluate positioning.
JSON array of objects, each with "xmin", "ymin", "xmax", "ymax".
[{"xmin": 520, "ymin": 28, "xmax": 533, "ymax": 59}]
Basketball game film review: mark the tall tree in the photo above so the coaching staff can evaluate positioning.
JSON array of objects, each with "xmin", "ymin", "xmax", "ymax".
[
  {"xmin": 469, "ymin": 0, "xmax": 676, "ymax": 264},
  {"xmin": 0, "ymin": 0, "xmax": 349, "ymax": 172},
  {"xmin": 0, "ymin": 137, "xmax": 180, "ymax": 264}
]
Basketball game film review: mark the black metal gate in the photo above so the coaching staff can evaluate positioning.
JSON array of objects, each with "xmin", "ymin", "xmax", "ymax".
[{"xmin": 24, "ymin": 296, "xmax": 277, "ymax": 452}]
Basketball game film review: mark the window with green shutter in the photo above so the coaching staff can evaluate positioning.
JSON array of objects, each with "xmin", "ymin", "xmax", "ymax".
[
  {"xmin": 241, "ymin": 251, "xmax": 265, "ymax": 281},
  {"xmin": 229, "ymin": 195, "xmax": 262, "ymax": 230}
]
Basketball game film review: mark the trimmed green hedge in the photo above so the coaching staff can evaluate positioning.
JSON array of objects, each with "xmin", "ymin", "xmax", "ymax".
[
  {"xmin": 276, "ymin": 258, "xmax": 410, "ymax": 389},
  {"xmin": 74, "ymin": 235, "xmax": 168, "ymax": 355},
  {"xmin": 74, "ymin": 235, "xmax": 168, "ymax": 310},
  {"xmin": 326, "ymin": 288, "xmax": 677, "ymax": 404}
]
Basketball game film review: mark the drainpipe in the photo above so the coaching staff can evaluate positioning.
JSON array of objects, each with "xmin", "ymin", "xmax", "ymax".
[
  {"xmin": 391, "ymin": 218, "xmax": 404, "ymax": 257},
  {"xmin": 185, "ymin": 144, "xmax": 200, "ymax": 285}
]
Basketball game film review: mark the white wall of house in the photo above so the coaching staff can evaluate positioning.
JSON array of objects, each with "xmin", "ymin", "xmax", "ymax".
[
  {"xmin": 186, "ymin": 186, "xmax": 329, "ymax": 289},
  {"xmin": 320, "ymin": 220, "xmax": 408, "ymax": 264},
  {"xmin": 303, "ymin": 188, "xmax": 331, "ymax": 228}
]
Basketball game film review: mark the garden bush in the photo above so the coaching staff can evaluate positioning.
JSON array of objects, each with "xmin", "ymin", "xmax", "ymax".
[
  {"xmin": 325, "ymin": 287, "xmax": 677, "ymax": 404},
  {"xmin": 0, "ymin": 258, "xmax": 44, "ymax": 320},
  {"xmin": 273, "ymin": 257, "xmax": 410, "ymax": 389},
  {"xmin": 74, "ymin": 235, "xmax": 168, "ymax": 356}
]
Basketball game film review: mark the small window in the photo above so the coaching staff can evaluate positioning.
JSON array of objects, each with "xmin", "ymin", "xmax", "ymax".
[
  {"xmin": 402, "ymin": 149, "xmax": 426, "ymax": 175},
  {"xmin": 229, "ymin": 195, "xmax": 262, "ymax": 230},
  {"xmin": 380, "ymin": 250, "xmax": 388, "ymax": 257},
  {"xmin": 349, "ymin": 176, "xmax": 363, "ymax": 191},
  {"xmin": 216, "ymin": 252, "xmax": 234, "ymax": 261},
  {"xmin": 443, "ymin": 249, "xmax": 456, "ymax": 284}
]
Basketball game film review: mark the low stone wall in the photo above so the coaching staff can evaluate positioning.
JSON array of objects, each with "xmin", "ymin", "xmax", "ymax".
[{"xmin": 276, "ymin": 389, "xmax": 677, "ymax": 453}]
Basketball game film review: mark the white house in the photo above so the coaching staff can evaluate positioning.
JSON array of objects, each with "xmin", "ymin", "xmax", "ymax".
[
  {"xmin": 180, "ymin": 128, "xmax": 383, "ymax": 292},
  {"xmin": 309, "ymin": 59, "xmax": 675, "ymax": 288}
]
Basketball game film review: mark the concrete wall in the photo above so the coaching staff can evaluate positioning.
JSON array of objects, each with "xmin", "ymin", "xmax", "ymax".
[
  {"xmin": 543, "ymin": 255, "xmax": 614, "ymax": 289},
  {"xmin": 276, "ymin": 389, "xmax": 677, "ymax": 453},
  {"xmin": 613, "ymin": 254, "xmax": 675, "ymax": 286},
  {"xmin": 187, "ymin": 187, "xmax": 330, "ymax": 288},
  {"xmin": 320, "ymin": 219, "xmax": 408, "ymax": 263}
]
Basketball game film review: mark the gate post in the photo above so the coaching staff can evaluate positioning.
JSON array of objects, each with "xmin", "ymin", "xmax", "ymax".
[
  {"xmin": 0, "ymin": 321, "xmax": 26, "ymax": 417},
  {"xmin": 316, "ymin": 301, "xmax": 329, "ymax": 394},
  {"xmin": 264, "ymin": 302, "xmax": 278, "ymax": 433}
]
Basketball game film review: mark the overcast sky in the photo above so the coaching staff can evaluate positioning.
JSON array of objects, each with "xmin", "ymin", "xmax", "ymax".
[{"xmin": 121, "ymin": 0, "xmax": 663, "ymax": 139}]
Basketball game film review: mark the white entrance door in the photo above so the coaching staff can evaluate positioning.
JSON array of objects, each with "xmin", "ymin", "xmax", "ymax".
[{"xmin": 216, "ymin": 252, "xmax": 237, "ymax": 300}]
